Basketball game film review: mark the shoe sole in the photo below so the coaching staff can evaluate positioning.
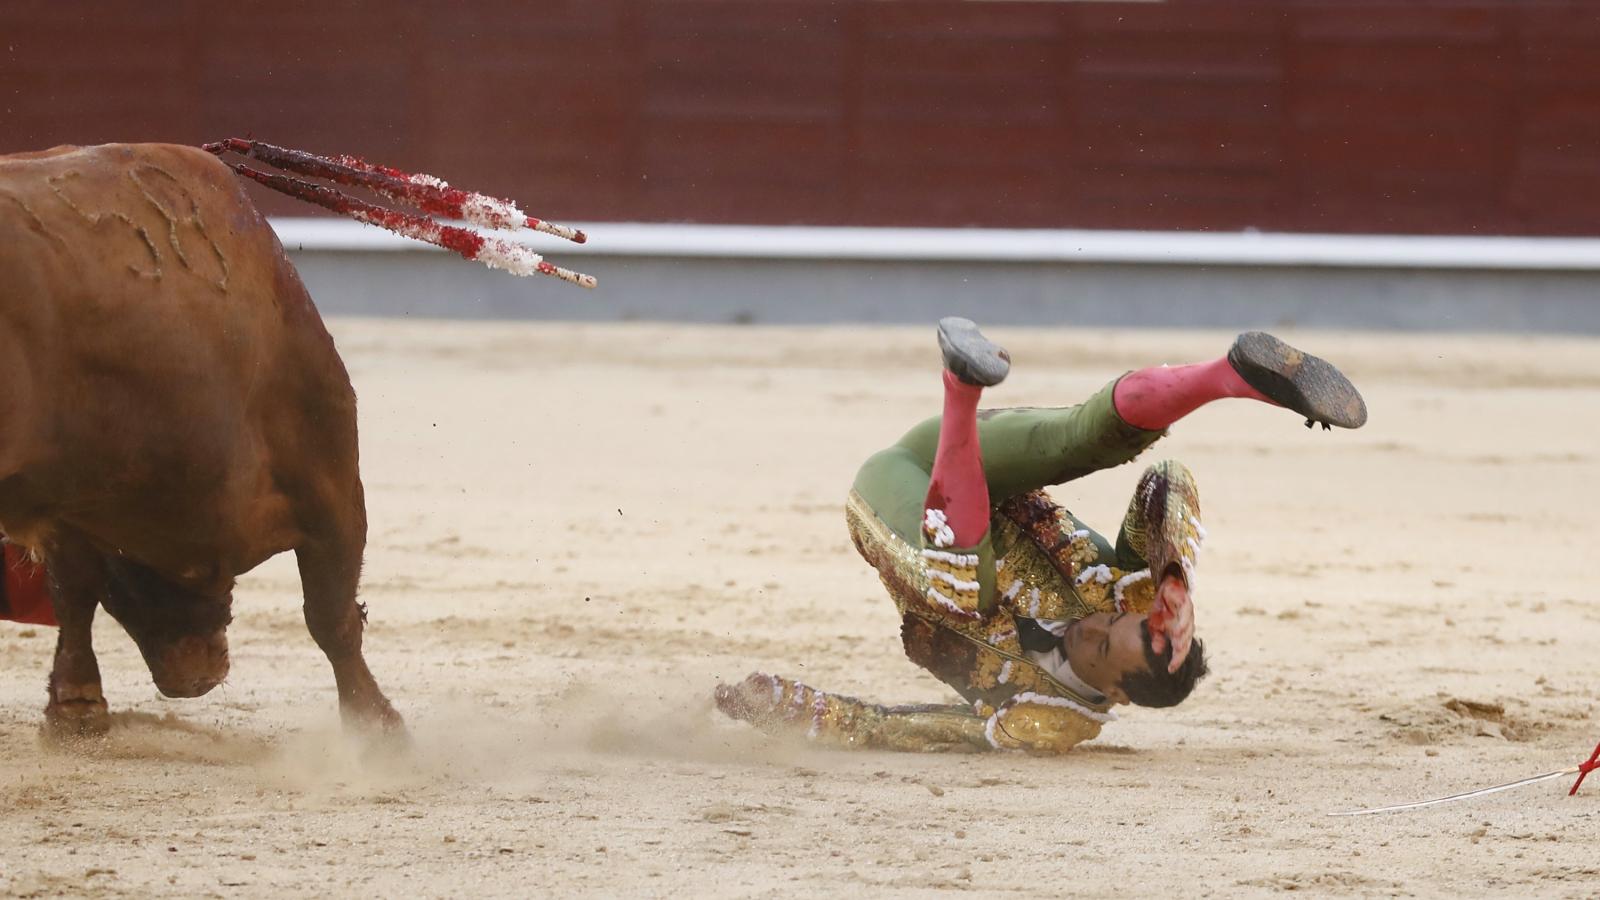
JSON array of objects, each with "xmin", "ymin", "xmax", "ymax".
[
  {"xmin": 1227, "ymin": 332, "xmax": 1367, "ymax": 429},
  {"xmin": 937, "ymin": 317, "xmax": 1010, "ymax": 387}
]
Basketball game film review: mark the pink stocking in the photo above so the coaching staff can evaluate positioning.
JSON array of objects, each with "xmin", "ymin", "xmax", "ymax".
[
  {"xmin": 1113, "ymin": 357, "xmax": 1274, "ymax": 431},
  {"xmin": 923, "ymin": 371, "xmax": 990, "ymax": 548}
]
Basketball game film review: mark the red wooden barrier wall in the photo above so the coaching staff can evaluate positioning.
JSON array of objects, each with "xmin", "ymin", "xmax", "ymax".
[{"xmin": 2, "ymin": 1, "xmax": 1597, "ymax": 235}]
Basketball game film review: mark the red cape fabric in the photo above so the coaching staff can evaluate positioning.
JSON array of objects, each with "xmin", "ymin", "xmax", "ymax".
[{"xmin": 3, "ymin": 543, "xmax": 56, "ymax": 626}]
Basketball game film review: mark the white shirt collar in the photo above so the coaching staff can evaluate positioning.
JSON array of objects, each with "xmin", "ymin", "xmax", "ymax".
[{"xmin": 1022, "ymin": 617, "xmax": 1108, "ymax": 705}]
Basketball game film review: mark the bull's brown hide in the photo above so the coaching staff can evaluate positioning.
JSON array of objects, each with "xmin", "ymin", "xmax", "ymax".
[{"xmin": 0, "ymin": 143, "xmax": 401, "ymax": 736}]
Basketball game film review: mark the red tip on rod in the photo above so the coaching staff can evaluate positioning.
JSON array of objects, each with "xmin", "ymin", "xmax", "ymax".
[
  {"xmin": 1571, "ymin": 740, "xmax": 1600, "ymax": 796},
  {"xmin": 526, "ymin": 216, "xmax": 587, "ymax": 244},
  {"xmin": 201, "ymin": 138, "xmax": 252, "ymax": 156},
  {"xmin": 535, "ymin": 260, "xmax": 598, "ymax": 289}
]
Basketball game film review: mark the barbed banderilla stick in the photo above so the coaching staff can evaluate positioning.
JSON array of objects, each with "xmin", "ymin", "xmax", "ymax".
[
  {"xmin": 1329, "ymin": 738, "xmax": 1600, "ymax": 816},
  {"xmin": 205, "ymin": 138, "xmax": 586, "ymax": 243},
  {"xmin": 203, "ymin": 139, "xmax": 594, "ymax": 288}
]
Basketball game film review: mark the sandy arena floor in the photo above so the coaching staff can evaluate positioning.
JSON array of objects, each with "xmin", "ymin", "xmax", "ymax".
[{"xmin": 2, "ymin": 320, "xmax": 1597, "ymax": 898}]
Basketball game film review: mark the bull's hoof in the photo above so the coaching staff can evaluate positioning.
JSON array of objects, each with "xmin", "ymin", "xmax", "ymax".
[
  {"xmin": 43, "ymin": 697, "xmax": 112, "ymax": 742},
  {"xmin": 359, "ymin": 722, "xmax": 413, "ymax": 765},
  {"xmin": 344, "ymin": 698, "xmax": 411, "ymax": 756}
]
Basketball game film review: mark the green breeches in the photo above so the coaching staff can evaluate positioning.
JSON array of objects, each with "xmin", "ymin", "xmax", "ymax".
[
  {"xmin": 849, "ymin": 378, "xmax": 1163, "ymax": 612},
  {"xmin": 851, "ymin": 378, "xmax": 1162, "ymax": 545}
]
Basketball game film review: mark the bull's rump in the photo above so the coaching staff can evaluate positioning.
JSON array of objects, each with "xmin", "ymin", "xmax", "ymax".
[{"xmin": 0, "ymin": 143, "xmax": 354, "ymax": 581}]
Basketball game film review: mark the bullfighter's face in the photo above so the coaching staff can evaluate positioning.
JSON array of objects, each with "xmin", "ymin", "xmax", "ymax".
[
  {"xmin": 1063, "ymin": 610, "xmax": 1150, "ymax": 705},
  {"xmin": 98, "ymin": 560, "xmax": 233, "ymax": 698}
]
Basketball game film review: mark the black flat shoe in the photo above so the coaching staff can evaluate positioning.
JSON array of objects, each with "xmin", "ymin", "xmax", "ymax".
[{"xmin": 1227, "ymin": 332, "xmax": 1368, "ymax": 429}]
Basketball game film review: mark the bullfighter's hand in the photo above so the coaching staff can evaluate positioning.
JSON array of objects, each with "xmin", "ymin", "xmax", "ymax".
[{"xmin": 1147, "ymin": 573, "xmax": 1193, "ymax": 673}]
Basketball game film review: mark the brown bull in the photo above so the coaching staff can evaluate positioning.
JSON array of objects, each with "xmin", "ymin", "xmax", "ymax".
[{"xmin": 0, "ymin": 143, "xmax": 400, "ymax": 735}]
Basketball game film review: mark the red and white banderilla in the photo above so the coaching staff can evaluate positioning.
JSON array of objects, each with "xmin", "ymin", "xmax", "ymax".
[{"xmin": 203, "ymin": 139, "xmax": 595, "ymax": 288}]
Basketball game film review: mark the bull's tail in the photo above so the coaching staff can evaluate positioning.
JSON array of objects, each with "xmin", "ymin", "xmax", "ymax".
[{"xmin": 203, "ymin": 138, "xmax": 595, "ymax": 288}]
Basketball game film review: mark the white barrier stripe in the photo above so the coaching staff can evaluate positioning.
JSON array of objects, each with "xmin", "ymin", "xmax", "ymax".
[{"xmin": 269, "ymin": 218, "xmax": 1600, "ymax": 271}]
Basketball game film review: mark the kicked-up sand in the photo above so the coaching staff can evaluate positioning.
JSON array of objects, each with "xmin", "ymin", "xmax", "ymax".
[{"xmin": 1, "ymin": 320, "xmax": 1597, "ymax": 898}]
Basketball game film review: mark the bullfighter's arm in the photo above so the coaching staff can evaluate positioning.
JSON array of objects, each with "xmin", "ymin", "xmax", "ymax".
[
  {"xmin": 715, "ymin": 672, "xmax": 991, "ymax": 753},
  {"xmin": 1113, "ymin": 460, "xmax": 1204, "ymax": 667},
  {"xmin": 714, "ymin": 673, "xmax": 1102, "ymax": 754}
]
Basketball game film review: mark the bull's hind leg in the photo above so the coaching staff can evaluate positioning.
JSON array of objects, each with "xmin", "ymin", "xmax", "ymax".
[
  {"xmin": 295, "ymin": 500, "xmax": 403, "ymax": 735},
  {"xmin": 42, "ymin": 534, "xmax": 112, "ymax": 737}
]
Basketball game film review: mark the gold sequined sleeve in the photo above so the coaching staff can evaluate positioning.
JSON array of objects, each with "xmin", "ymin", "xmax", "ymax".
[
  {"xmin": 1116, "ymin": 460, "xmax": 1204, "ymax": 588},
  {"xmin": 715, "ymin": 673, "xmax": 992, "ymax": 753},
  {"xmin": 714, "ymin": 673, "xmax": 1106, "ymax": 754}
]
